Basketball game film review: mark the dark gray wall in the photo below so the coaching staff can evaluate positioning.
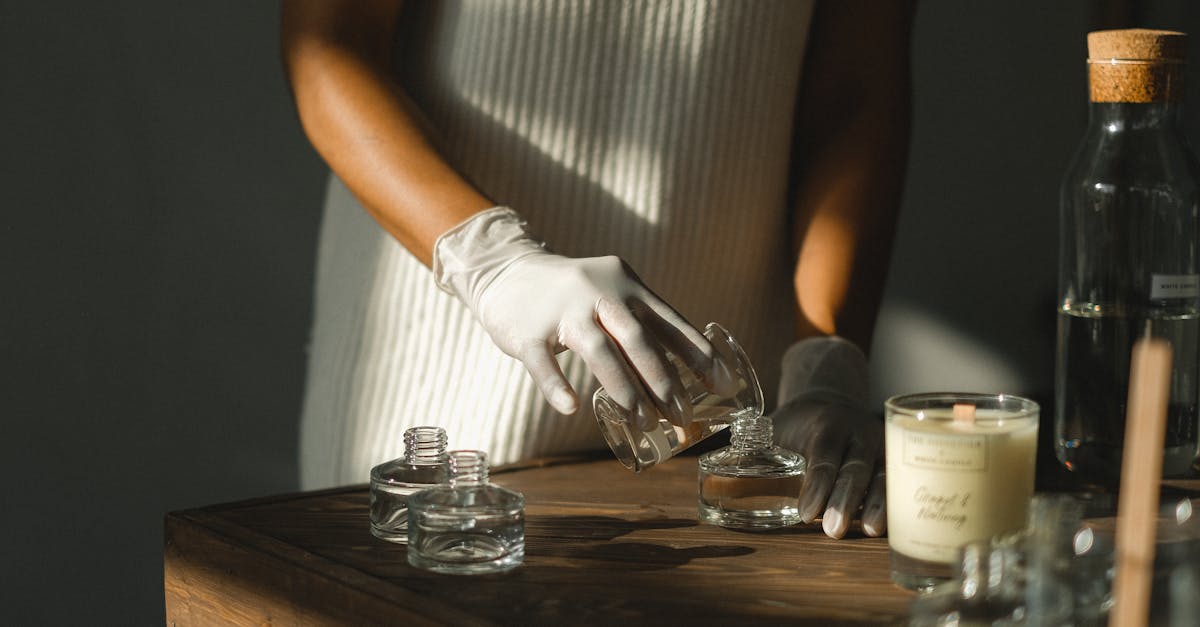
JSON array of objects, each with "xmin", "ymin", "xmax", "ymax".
[
  {"xmin": 3, "ymin": 2, "xmax": 324, "ymax": 623},
  {"xmin": 3, "ymin": 1, "xmax": 1197, "ymax": 624},
  {"xmin": 873, "ymin": 2, "xmax": 1089, "ymax": 405},
  {"xmin": 873, "ymin": 1, "xmax": 1200, "ymax": 412}
]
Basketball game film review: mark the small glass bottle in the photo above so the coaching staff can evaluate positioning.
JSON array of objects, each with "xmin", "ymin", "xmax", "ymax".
[
  {"xmin": 594, "ymin": 322, "xmax": 764, "ymax": 473},
  {"xmin": 697, "ymin": 414, "xmax": 806, "ymax": 529},
  {"xmin": 368, "ymin": 426, "xmax": 450, "ymax": 543},
  {"xmin": 407, "ymin": 450, "xmax": 525, "ymax": 575},
  {"xmin": 906, "ymin": 538, "xmax": 1027, "ymax": 627},
  {"xmin": 1020, "ymin": 495, "xmax": 1083, "ymax": 625},
  {"xmin": 1056, "ymin": 28, "xmax": 1200, "ymax": 486}
]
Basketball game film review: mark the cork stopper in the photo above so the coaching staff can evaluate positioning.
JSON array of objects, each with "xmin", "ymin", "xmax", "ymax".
[
  {"xmin": 1087, "ymin": 29, "xmax": 1187, "ymax": 103},
  {"xmin": 1088, "ymin": 28, "xmax": 1187, "ymax": 62}
]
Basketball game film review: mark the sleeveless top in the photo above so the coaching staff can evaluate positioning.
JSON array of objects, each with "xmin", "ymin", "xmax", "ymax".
[{"xmin": 301, "ymin": 0, "xmax": 815, "ymax": 488}]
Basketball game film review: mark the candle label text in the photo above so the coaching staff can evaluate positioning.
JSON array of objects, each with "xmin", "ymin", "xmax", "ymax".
[
  {"xmin": 902, "ymin": 431, "xmax": 988, "ymax": 471},
  {"xmin": 912, "ymin": 485, "xmax": 970, "ymax": 530}
]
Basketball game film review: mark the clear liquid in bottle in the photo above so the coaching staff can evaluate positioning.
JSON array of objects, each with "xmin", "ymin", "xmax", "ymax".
[{"xmin": 1055, "ymin": 306, "xmax": 1198, "ymax": 482}]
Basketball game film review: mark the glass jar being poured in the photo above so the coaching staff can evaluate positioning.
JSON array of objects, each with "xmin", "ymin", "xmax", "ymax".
[{"xmin": 592, "ymin": 322, "xmax": 764, "ymax": 472}]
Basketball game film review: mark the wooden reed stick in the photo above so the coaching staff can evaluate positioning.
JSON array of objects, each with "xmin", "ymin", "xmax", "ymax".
[{"xmin": 1109, "ymin": 338, "xmax": 1173, "ymax": 627}]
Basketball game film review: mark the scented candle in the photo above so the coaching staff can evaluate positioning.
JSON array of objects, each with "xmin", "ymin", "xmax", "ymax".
[{"xmin": 885, "ymin": 393, "xmax": 1039, "ymax": 591}]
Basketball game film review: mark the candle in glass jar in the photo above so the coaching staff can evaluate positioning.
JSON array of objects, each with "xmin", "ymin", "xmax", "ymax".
[{"xmin": 884, "ymin": 393, "xmax": 1039, "ymax": 591}]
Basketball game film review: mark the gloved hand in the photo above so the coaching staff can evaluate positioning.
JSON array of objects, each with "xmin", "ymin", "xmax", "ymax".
[
  {"xmin": 433, "ymin": 206, "xmax": 723, "ymax": 429},
  {"xmin": 770, "ymin": 335, "xmax": 885, "ymax": 539}
]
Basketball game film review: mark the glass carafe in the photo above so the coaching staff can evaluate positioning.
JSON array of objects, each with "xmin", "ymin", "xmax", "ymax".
[{"xmin": 1056, "ymin": 28, "xmax": 1200, "ymax": 485}]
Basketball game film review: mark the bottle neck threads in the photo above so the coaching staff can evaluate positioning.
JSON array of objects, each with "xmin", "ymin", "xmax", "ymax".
[
  {"xmin": 404, "ymin": 426, "xmax": 449, "ymax": 464},
  {"xmin": 729, "ymin": 415, "xmax": 773, "ymax": 450},
  {"xmin": 448, "ymin": 450, "xmax": 489, "ymax": 487}
]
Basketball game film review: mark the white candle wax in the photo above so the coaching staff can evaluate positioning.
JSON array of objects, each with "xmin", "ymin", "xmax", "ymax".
[{"xmin": 885, "ymin": 408, "xmax": 1038, "ymax": 565}]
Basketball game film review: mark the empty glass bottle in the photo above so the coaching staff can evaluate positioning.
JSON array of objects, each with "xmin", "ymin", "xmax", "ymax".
[
  {"xmin": 407, "ymin": 450, "xmax": 525, "ymax": 575},
  {"xmin": 907, "ymin": 496, "xmax": 1082, "ymax": 626},
  {"xmin": 697, "ymin": 413, "xmax": 806, "ymax": 529},
  {"xmin": 906, "ymin": 538, "xmax": 1028, "ymax": 627},
  {"xmin": 1056, "ymin": 28, "xmax": 1200, "ymax": 485},
  {"xmin": 369, "ymin": 426, "xmax": 450, "ymax": 543}
]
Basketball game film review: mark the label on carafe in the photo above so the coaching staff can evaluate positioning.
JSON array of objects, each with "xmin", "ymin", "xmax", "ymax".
[{"xmin": 1150, "ymin": 273, "xmax": 1199, "ymax": 300}]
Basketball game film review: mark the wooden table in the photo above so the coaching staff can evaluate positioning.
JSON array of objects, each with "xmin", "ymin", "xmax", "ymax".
[{"xmin": 164, "ymin": 455, "xmax": 914, "ymax": 625}]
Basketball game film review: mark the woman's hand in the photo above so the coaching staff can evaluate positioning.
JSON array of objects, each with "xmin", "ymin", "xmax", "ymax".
[
  {"xmin": 769, "ymin": 336, "xmax": 885, "ymax": 539},
  {"xmin": 773, "ymin": 392, "xmax": 885, "ymax": 539},
  {"xmin": 435, "ymin": 207, "xmax": 726, "ymax": 428}
]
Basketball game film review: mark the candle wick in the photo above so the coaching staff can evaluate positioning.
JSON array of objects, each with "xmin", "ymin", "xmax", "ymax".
[{"xmin": 953, "ymin": 403, "xmax": 977, "ymax": 424}]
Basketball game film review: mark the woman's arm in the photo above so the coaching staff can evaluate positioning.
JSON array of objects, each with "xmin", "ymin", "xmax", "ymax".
[
  {"xmin": 790, "ymin": 0, "xmax": 915, "ymax": 350},
  {"xmin": 279, "ymin": 1, "xmax": 719, "ymax": 422},
  {"xmin": 280, "ymin": 0, "xmax": 492, "ymax": 266},
  {"xmin": 773, "ymin": 0, "xmax": 916, "ymax": 539}
]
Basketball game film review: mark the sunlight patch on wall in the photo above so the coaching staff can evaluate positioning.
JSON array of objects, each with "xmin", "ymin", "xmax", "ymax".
[{"xmin": 870, "ymin": 304, "xmax": 1024, "ymax": 408}]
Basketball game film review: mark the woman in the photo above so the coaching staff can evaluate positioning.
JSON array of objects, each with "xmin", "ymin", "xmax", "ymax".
[{"xmin": 281, "ymin": 0, "xmax": 913, "ymax": 539}]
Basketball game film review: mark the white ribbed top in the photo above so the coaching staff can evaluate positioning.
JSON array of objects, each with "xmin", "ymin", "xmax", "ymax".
[{"xmin": 300, "ymin": 0, "xmax": 815, "ymax": 489}]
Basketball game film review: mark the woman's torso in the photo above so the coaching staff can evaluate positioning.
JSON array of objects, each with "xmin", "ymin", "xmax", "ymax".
[{"xmin": 301, "ymin": 0, "xmax": 814, "ymax": 488}]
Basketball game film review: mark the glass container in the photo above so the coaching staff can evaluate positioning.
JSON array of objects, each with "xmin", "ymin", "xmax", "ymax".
[
  {"xmin": 593, "ymin": 322, "xmax": 763, "ymax": 472},
  {"xmin": 885, "ymin": 392, "xmax": 1040, "ymax": 591},
  {"xmin": 369, "ymin": 426, "xmax": 450, "ymax": 543},
  {"xmin": 406, "ymin": 450, "xmax": 525, "ymax": 575},
  {"xmin": 1056, "ymin": 28, "xmax": 1200, "ymax": 486},
  {"xmin": 697, "ymin": 413, "xmax": 806, "ymax": 529}
]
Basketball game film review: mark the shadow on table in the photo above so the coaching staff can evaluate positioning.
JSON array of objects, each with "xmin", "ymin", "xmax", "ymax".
[
  {"xmin": 527, "ymin": 515, "xmax": 697, "ymax": 541},
  {"xmin": 536, "ymin": 540, "xmax": 755, "ymax": 571},
  {"xmin": 527, "ymin": 514, "xmax": 754, "ymax": 570}
]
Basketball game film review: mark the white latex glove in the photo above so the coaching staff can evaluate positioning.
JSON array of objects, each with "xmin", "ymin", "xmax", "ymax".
[
  {"xmin": 770, "ymin": 336, "xmax": 885, "ymax": 539},
  {"xmin": 434, "ymin": 207, "xmax": 723, "ymax": 429}
]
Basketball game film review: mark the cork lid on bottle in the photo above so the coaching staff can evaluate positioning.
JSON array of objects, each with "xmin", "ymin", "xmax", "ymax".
[
  {"xmin": 1088, "ymin": 28, "xmax": 1188, "ymax": 62},
  {"xmin": 1087, "ymin": 29, "xmax": 1188, "ymax": 103}
]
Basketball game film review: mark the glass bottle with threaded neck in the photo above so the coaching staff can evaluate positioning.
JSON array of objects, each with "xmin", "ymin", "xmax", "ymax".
[
  {"xmin": 697, "ymin": 414, "xmax": 806, "ymax": 529},
  {"xmin": 369, "ymin": 426, "xmax": 450, "ymax": 543},
  {"xmin": 1056, "ymin": 28, "xmax": 1200, "ymax": 486},
  {"xmin": 407, "ymin": 450, "xmax": 525, "ymax": 574}
]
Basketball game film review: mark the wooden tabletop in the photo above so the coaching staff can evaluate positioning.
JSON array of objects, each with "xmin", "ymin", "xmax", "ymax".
[{"xmin": 164, "ymin": 455, "xmax": 914, "ymax": 626}]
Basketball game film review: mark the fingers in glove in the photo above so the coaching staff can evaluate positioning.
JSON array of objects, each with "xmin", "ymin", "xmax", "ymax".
[
  {"xmin": 562, "ymin": 328, "xmax": 660, "ymax": 431},
  {"xmin": 626, "ymin": 288, "xmax": 735, "ymax": 395},
  {"xmin": 517, "ymin": 341, "xmax": 580, "ymax": 415},
  {"xmin": 822, "ymin": 458, "xmax": 873, "ymax": 539},
  {"xmin": 798, "ymin": 430, "xmax": 842, "ymax": 524},
  {"xmin": 861, "ymin": 466, "xmax": 887, "ymax": 537},
  {"xmin": 596, "ymin": 298, "xmax": 690, "ymax": 426},
  {"xmin": 823, "ymin": 421, "xmax": 882, "ymax": 538}
]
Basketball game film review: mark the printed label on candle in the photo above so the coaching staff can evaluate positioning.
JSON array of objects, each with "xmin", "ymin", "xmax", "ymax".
[
  {"xmin": 886, "ymin": 413, "xmax": 1037, "ymax": 565},
  {"xmin": 902, "ymin": 431, "xmax": 988, "ymax": 471},
  {"xmin": 912, "ymin": 486, "xmax": 970, "ymax": 529},
  {"xmin": 1150, "ymin": 273, "xmax": 1200, "ymax": 300}
]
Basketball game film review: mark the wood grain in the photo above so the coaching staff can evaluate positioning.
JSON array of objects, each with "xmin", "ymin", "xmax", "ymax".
[{"xmin": 165, "ymin": 456, "xmax": 914, "ymax": 626}]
